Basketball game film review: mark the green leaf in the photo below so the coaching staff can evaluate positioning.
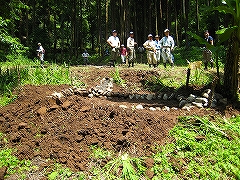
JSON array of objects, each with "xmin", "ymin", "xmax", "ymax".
[
  {"xmin": 48, "ymin": 171, "xmax": 59, "ymax": 180},
  {"xmin": 216, "ymin": 26, "xmax": 238, "ymax": 44}
]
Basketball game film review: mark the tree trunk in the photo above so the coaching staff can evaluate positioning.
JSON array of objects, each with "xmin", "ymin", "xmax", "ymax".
[{"xmin": 223, "ymin": 32, "xmax": 240, "ymax": 99}]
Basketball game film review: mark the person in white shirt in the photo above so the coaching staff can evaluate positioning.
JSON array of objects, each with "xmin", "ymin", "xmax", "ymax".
[
  {"xmin": 36, "ymin": 42, "xmax": 45, "ymax": 65},
  {"xmin": 160, "ymin": 29, "xmax": 175, "ymax": 68},
  {"xmin": 107, "ymin": 30, "xmax": 120, "ymax": 67},
  {"xmin": 127, "ymin": 31, "xmax": 137, "ymax": 67},
  {"xmin": 155, "ymin": 35, "xmax": 161, "ymax": 63},
  {"xmin": 143, "ymin": 34, "xmax": 157, "ymax": 68},
  {"xmin": 82, "ymin": 50, "xmax": 90, "ymax": 65}
]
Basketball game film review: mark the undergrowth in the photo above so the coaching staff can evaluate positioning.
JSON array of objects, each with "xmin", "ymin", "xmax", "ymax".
[
  {"xmin": 110, "ymin": 67, "xmax": 126, "ymax": 87},
  {"xmin": 0, "ymin": 62, "xmax": 75, "ymax": 107}
]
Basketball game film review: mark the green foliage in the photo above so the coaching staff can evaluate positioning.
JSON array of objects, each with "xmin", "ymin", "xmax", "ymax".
[
  {"xmin": 90, "ymin": 145, "xmax": 112, "ymax": 159},
  {"xmin": 110, "ymin": 68, "xmax": 126, "ymax": 86},
  {"xmin": 23, "ymin": 64, "xmax": 71, "ymax": 85},
  {"xmin": 0, "ymin": 148, "xmax": 33, "ymax": 178},
  {"xmin": 0, "ymin": 57, "xmax": 76, "ymax": 106},
  {"xmin": 47, "ymin": 163, "xmax": 73, "ymax": 180},
  {"xmin": 152, "ymin": 115, "xmax": 240, "ymax": 179}
]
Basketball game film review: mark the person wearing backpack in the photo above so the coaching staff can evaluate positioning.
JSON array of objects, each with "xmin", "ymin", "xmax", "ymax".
[{"xmin": 37, "ymin": 42, "xmax": 45, "ymax": 66}]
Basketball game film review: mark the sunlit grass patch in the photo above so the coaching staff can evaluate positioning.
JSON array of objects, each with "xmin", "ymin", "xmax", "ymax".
[{"xmin": 152, "ymin": 115, "xmax": 240, "ymax": 179}]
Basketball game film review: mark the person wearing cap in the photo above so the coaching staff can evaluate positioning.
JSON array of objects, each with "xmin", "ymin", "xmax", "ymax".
[
  {"xmin": 120, "ymin": 44, "xmax": 127, "ymax": 64},
  {"xmin": 159, "ymin": 29, "xmax": 175, "ymax": 68},
  {"xmin": 143, "ymin": 34, "xmax": 157, "ymax": 68},
  {"xmin": 203, "ymin": 30, "xmax": 214, "ymax": 70},
  {"xmin": 155, "ymin": 35, "xmax": 161, "ymax": 63},
  {"xmin": 127, "ymin": 31, "xmax": 137, "ymax": 67},
  {"xmin": 36, "ymin": 42, "xmax": 45, "ymax": 66},
  {"xmin": 107, "ymin": 30, "xmax": 120, "ymax": 67}
]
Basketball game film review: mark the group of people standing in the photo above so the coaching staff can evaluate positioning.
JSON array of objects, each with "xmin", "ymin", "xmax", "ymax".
[
  {"xmin": 107, "ymin": 30, "xmax": 137, "ymax": 67},
  {"xmin": 107, "ymin": 29, "xmax": 175, "ymax": 68},
  {"xmin": 36, "ymin": 29, "xmax": 213, "ymax": 70}
]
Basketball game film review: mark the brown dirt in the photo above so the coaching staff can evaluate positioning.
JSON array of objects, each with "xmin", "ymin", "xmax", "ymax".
[{"xmin": 0, "ymin": 66, "xmax": 239, "ymax": 172}]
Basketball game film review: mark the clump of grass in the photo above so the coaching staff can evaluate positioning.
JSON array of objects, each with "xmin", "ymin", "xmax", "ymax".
[
  {"xmin": 0, "ymin": 63, "xmax": 78, "ymax": 106},
  {"xmin": 152, "ymin": 115, "xmax": 240, "ymax": 179},
  {"xmin": 0, "ymin": 148, "xmax": 33, "ymax": 179},
  {"xmin": 23, "ymin": 64, "xmax": 71, "ymax": 85},
  {"xmin": 110, "ymin": 67, "xmax": 126, "ymax": 86}
]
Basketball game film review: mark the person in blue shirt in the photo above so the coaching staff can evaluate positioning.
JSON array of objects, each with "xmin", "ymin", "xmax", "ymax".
[
  {"xmin": 159, "ymin": 29, "xmax": 175, "ymax": 68},
  {"xmin": 203, "ymin": 30, "xmax": 214, "ymax": 70}
]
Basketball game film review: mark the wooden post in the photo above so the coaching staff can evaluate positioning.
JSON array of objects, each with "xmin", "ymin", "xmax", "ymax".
[{"xmin": 186, "ymin": 68, "xmax": 191, "ymax": 89}]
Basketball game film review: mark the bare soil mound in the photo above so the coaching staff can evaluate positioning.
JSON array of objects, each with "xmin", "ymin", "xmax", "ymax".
[{"xmin": 0, "ymin": 67, "xmax": 239, "ymax": 171}]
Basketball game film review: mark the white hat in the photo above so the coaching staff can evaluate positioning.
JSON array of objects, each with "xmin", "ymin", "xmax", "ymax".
[
  {"xmin": 148, "ymin": 34, "xmax": 153, "ymax": 37},
  {"xmin": 164, "ymin": 29, "xmax": 170, "ymax": 32}
]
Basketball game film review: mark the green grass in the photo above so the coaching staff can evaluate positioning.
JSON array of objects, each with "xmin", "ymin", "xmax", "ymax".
[
  {"xmin": 0, "ymin": 148, "xmax": 34, "ymax": 179},
  {"xmin": 0, "ymin": 60, "xmax": 75, "ymax": 106},
  {"xmin": 110, "ymin": 67, "xmax": 126, "ymax": 87},
  {"xmin": 152, "ymin": 116, "xmax": 240, "ymax": 179}
]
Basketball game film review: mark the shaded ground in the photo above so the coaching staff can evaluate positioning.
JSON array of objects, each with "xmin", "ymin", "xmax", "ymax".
[{"xmin": 0, "ymin": 66, "xmax": 239, "ymax": 173}]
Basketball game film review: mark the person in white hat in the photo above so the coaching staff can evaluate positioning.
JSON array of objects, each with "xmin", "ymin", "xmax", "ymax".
[
  {"xmin": 36, "ymin": 42, "xmax": 45, "ymax": 66},
  {"xmin": 160, "ymin": 29, "xmax": 175, "ymax": 68},
  {"xmin": 143, "ymin": 34, "xmax": 157, "ymax": 68},
  {"xmin": 107, "ymin": 30, "xmax": 120, "ymax": 67},
  {"xmin": 127, "ymin": 31, "xmax": 137, "ymax": 67}
]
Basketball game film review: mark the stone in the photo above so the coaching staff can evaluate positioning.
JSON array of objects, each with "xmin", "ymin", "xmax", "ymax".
[
  {"xmin": 149, "ymin": 107, "xmax": 156, "ymax": 111},
  {"xmin": 186, "ymin": 94, "xmax": 196, "ymax": 102},
  {"xmin": 162, "ymin": 106, "xmax": 170, "ymax": 111},
  {"xmin": 119, "ymin": 105, "xmax": 128, "ymax": 109},
  {"xmin": 182, "ymin": 106, "xmax": 191, "ymax": 111},
  {"xmin": 203, "ymin": 89, "xmax": 211, "ymax": 94},
  {"xmin": 105, "ymin": 91, "xmax": 112, "ymax": 97},
  {"xmin": 163, "ymin": 94, "xmax": 168, "ymax": 100},
  {"xmin": 219, "ymin": 98, "xmax": 227, "ymax": 105},
  {"xmin": 51, "ymin": 92, "xmax": 64, "ymax": 98},
  {"xmin": 179, "ymin": 100, "xmax": 187, "ymax": 108},
  {"xmin": 68, "ymin": 88, "xmax": 73, "ymax": 93},
  {"xmin": 192, "ymin": 102, "xmax": 203, "ymax": 108},
  {"xmin": 168, "ymin": 93, "xmax": 175, "ymax": 100},
  {"xmin": 136, "ymin": 104, "xmax": 144, "ymax": 110},
  {"xmin": 202, "ymin": 93, "xmax": 209, "ymax": 99},
  {"xmin": 37, "ymin": 107, "xmax": 47, "ymax": 116},
  {"xmin": 135, "ymin": 94, "xmax": 141, "ymax": 99},
  {"xmin": 88, "ymin": 94, "xmax": 94, "ymax": 98},
  {"xmin": 140, "ymin": 94, "xmax": 146, "ymax": 99},
  {"xmin": 156, "ymin": 107, "xmax": 161, "ymax": 111},
  {"xmin": 129, "ymin": 94, "xmax": 135, "ymax": 99},
  {"xmin": 195, "ymin": 97, "xmax": 208, "ymax": 104},
  {"xmin": 62, "ymin": 89, "xmax": 73, "ymax": 96},
  {"xmin": 146, "ymin": 94, "xmax": 154, "ymax": 100},
  {"xmin": 62, "ymin": 101, "xmax": 72, "ymax": 110},
  {"xmin": 176, "ymin": 95, "xmax": 185, "ymax": 101},
  {"xmin": 157, "ymin": 93, "xmax": 163, "ymax": 99}
]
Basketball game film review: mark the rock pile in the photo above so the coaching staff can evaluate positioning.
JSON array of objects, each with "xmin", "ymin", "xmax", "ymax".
[
  {"xmin": 177, "ymin": 89, "xmax": 227, "ymax": 110},
  {"xmin": 50, "ymin": 78, "xmax": 227, "ymax": 111}
]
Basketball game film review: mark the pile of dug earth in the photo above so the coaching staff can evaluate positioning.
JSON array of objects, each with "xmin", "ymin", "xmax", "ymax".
[{"xmin": 0, "ymin": 78, "xmax": 235, "ymax": 171}]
